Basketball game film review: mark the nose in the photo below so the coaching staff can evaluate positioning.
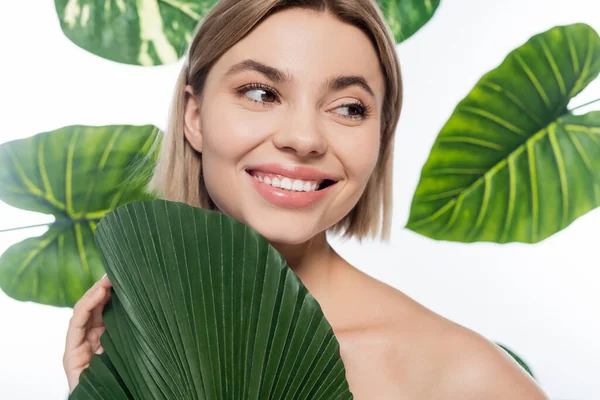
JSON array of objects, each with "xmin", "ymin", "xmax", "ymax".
[{"xmin": 271, "ymin": 107, "xmax": 328, "ymax": 157}]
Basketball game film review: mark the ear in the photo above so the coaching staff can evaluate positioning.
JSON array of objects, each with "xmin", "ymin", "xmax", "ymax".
[{"xmin": 183, "ymin": 84, "xmax": 203, "ymax": 153}]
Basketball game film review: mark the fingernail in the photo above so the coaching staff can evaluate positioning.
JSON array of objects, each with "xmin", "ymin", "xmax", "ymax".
[{"xmin": 101, "ymin": 273, "xmax": 107, "ymax": 280}]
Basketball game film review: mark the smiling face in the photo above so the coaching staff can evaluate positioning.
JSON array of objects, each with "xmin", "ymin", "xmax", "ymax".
[{"xmin": 183, "ymin": 7, "xmax": 385, "ymax": 245}]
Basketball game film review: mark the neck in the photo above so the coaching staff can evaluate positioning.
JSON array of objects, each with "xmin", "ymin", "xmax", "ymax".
[{"xmin": 270, "ymin": 231, "xmax": 337, "ymax": 302}]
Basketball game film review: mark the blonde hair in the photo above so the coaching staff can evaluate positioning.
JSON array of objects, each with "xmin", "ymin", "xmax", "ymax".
[{"xmin": 147, "ymin": 0, "xmax": 403, "ymax": 242}]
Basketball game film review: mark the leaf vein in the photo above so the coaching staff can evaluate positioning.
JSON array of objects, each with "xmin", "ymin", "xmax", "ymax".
[
  {"xmin": 565, "ymin": 27, "xmax": 580, "ymax": 76},
  {"xmin": 527, "ymin": 140, "xmax": 539, "ymax": 242},
  {"xmin": 438, "ymin": 135, "xmax": 504, "ymax": 151},
  {"xmin": 548, "ymin": 125, "xmax": 569, "ymax": 228},
  {"xmin": 565, "ymin": 128, "xmax": 599, "ymax": 205},
  {"xmin": 514, "ymin": 53, "xmax": 552, "ymax": 110},
  {"xmin": 65, "ymin": 128, "xmax": 79, "ymax": 216},
  {"xmin": 480, "ymin": 81, "xmax": 544, "ymax": 126},
  {"xmin": 468, "ymin": 174, "xmax": 491, "ymax": 241},
  {"xmin": 569, "ymin": 29, "xmax": 595, "ymax": 97},
  {"xmin": 500, "ymin": 155, "xmax": 517, "ymax": 242},
  {"xmin": 539, "ymin": 37, "xmax": 567, "ymax": 96},
  {"xmin": 460, "ymin": 105, "xmax": 527, "ymax": 137}
]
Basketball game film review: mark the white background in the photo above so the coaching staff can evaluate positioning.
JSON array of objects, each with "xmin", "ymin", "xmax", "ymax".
[{"xmin": 1, "ymin": 1, "xmax": 599, "ymax": 399}]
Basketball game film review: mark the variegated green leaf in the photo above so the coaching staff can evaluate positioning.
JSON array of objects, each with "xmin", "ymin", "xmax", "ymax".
[
  {"xmin": 0, "ymin": 125, "xmax": 161, "ymax": 307},
  {"xmin": 54, "ymin": 0, "xmax": 436, "ymax": 66},
  {"xmin": 376, "ymin": 0, "xmax": 440, "ymax": 43},
  {"xmin": 406, "ymin": 23, "xmax": 600, "ymax": 243},
  {"xmin": 54, "ymin": 0, "xmax": 217, "ymax": 66}
]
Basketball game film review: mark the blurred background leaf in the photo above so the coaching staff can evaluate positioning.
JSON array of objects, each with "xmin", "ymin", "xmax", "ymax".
[
  {"xmin": 406, "ymin": 23, "xmax": 600, "ymax": 243},
  {"xmin": 53, "ymin": 0, "xmax": 218, "ymax": 65},
  {"xmin": 377, "ymin": 0, "xmax": 440, "ymax": 43},
  {"xmin": 0, "ymin": 125, "xmax": 161, "ymax": 307},
  {"xmin": 53, "ymin": 0, "xmax": 438, "ymax": 66}
]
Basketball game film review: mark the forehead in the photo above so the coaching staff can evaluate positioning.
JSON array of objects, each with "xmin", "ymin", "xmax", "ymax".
[{"xmin": 211, "ymin": 8, "xmax": 385, "ymax": 99}]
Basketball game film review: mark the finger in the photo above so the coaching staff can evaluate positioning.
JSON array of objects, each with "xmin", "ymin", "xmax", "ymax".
[
  {"xmin": 85, "ymin": 322, "xmax": 106, "ymax": 350},
  {"xmin": 72, "ymin": 275, "xmax": 112, "ymax": 317},
  {"xmin": 63, "ymin": 341, "xmax": 92, "ymax": 371},
  {"xmin": 100, "ymin": 289, "xmax": 112, "ymax": 306},
  {"xmin": 64, "ymin": 275, "xmax": 110, "ymax": 353},
  {"xmin": 73, "ymin": 276, "xmax": 110, "ymax": 311},
  {"xmin": 66, "ymin": 286, "xmax": 106, "ymax": 353},
  {"xmin": 98, "ymin": 273, "xmax": 113, "ymax": 289},
  {"xmin": 89, "ymin": 290, "xmax": 111, "ymax": 329},
  {"xmin": 83, "ymin": 274, "xmax": 111, "ymax": 296}
]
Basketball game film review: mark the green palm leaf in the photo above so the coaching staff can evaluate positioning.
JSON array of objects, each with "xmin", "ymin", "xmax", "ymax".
[
  {"xmin": 53, "ymin": 0, "xmax": 217, "ymax": 66},
  {"xmin": 0, "ymin": 125, "xmax": 161, "ymax": 307},
  {"xmin": 376, "ymin": 0, "xmax": 440, "ymax": 43},
  {"xmin": 406, "ymin": 23, "xmax": 600, "ymax": 243},
  {"xmin": 70, "ymin": 199, "xmax": 353, "ymax": 399}
]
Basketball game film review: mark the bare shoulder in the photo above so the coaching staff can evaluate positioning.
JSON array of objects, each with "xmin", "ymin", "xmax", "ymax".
[
  {"xmin": 382, "ymin": 285, "xmax": 550, "ymax": 399},
  {"xmin": 429, "ymin": 322, "xmax": 549, "ymax": 399},
  {"xmin": 338, "ymin": 267, "xmax": 549, "ymax": 399}
]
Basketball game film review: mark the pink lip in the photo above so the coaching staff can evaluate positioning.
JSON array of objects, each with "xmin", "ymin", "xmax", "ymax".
[
  {"xmin": 245, "ymin": 163, "xmax": 339, "ymax": 181},
  {"xmin": 245, "ymin": 171, "xmax": 337, "ymax": 208}
]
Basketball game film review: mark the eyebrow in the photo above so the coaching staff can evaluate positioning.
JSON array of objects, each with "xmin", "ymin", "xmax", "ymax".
[{"xmin": 223, "ymin": 59, "xmax": 376, "ymax": 100}]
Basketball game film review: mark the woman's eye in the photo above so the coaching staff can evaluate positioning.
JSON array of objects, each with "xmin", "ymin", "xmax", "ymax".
[
  {"xmin": 246, "ymin": 89, "xmax": 277, "ymax": 103},
  {"xmin": 237, "ymin": 84, "xmax": 278, "ymax": 106},
  {"xmin": 335, "ymin": 103, "xmax": 369, "ymax": 120},
  {"xmin": 236, "ymin": 84, "xmax": 370, "ymax": 120}
]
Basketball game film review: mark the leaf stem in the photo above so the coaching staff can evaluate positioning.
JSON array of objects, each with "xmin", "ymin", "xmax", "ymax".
[
  {"xmin": 569, "ymin": 97, "xmax": 600, "ymax": 112},
  {"xmin": 0, "ymin": 218, "xmax": 100, "ymax": 233},
  {"xmin": 0, "ymin": 222, "xmax": 52, "ymax": 233}
]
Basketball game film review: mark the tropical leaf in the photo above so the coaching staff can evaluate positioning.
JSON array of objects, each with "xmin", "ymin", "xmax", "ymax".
[
  {"xmin": 496, "ymin": 343, "xmax": 535, "ymax": 378},
  {"xmin": 70, "ymin": 199, "xmax": 353, "ymax": 400},
  {"xmin": 376, "ymin": 0, "xmax": 440, "ymax": 43},
  {"xmin": 53, "ymin": 0, "xmax": 217, "ymax": 66},
  {"xmin": 54, "ymin": 0, "xmax": 436, "ymax": 66},
  {"xmin": 406, "ymin": 23, "xmax": 600, "ymax": 243},
  {"xmin": 0, "ymin": 125, "xmax": 161, "ymax": 307}
]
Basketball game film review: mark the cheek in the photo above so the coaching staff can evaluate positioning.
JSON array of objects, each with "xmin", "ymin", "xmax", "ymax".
[
  {"xmin": 336, "ymin": 131, "xmax": 380, "ymax": 186},
  {"xmin": 202, "ymin": 105, "xmax": 265, "ymax": 167},
  {"xmin": 199, "ymin": 101, "xmax": 277, "ymax": 206},
  {"xmin": 201, "ymin": 100, "xmax": 278, "ymax": 162}
]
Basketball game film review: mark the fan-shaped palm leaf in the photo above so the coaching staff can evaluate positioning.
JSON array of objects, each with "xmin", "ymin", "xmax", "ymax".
[{"xmin": 70, "ymin": 199, "xmax": 353, "ymax": 400}]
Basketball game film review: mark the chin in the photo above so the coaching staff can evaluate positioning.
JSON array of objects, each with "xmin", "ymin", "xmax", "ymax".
[{"xmin": 243, "ymin": 211, "xmax": 324, "ymax": 246}]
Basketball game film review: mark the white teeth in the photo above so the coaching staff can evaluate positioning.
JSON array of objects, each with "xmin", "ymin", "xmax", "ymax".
[
  {"xmin": 251, "ymin": 172, "xmax": 324, "ymax": 192},
  {"xmin": 292, "ymin": 179, "xmax": 304, "ymax": 191},
  {"xmin": 280, "ymin": 177, "xmax": 292, "ymax": 190}
]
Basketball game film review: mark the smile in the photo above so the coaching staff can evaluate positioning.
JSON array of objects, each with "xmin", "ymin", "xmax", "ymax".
[
  {"xmin": 247, "ymin": 170, "xmax": 337, "ymax": 192},
  {"xmin": 245, "ymin": 169, "xmax": 338, "ymax": 208}
]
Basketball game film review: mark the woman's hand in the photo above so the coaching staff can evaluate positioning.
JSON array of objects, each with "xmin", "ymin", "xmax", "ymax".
[{"xmin": 63, "ymin": 274, "xmax": 112, "ymax": 394}]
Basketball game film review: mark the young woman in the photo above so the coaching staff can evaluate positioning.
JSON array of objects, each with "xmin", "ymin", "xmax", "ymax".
[{"xmin": 63, "ymin": 0, "xmax": 549, "ymax": 398}]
